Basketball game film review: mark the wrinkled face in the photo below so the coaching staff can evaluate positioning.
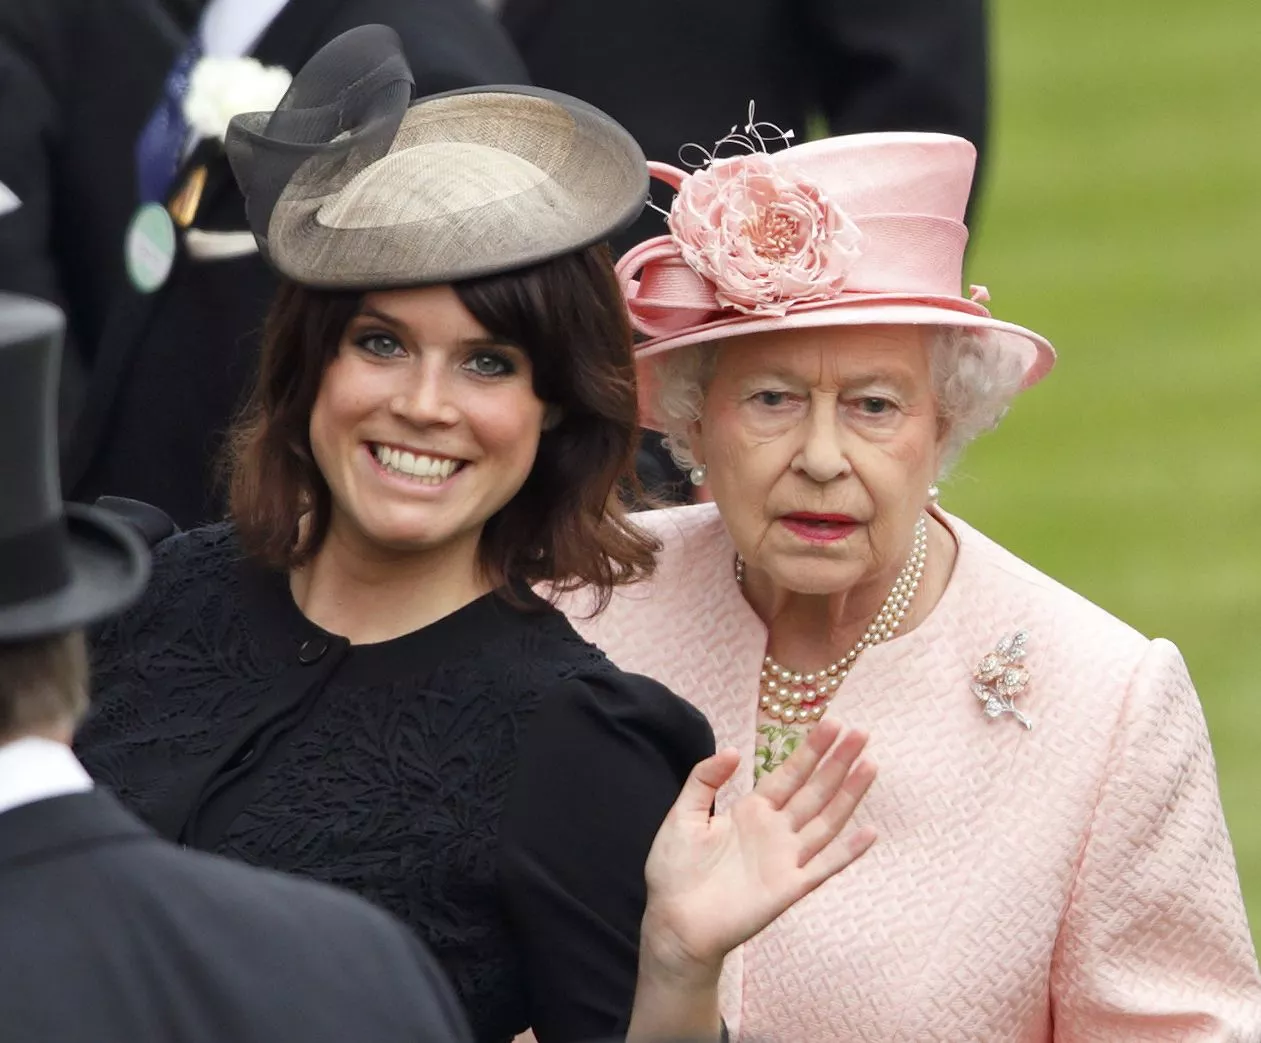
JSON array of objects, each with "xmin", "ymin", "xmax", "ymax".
[
  {"xmin": 309, "ymin": 285, "xmax": 548, "ymax": 556},
  {"xmin": 693, "ymin": 325, "xmax": 944, "ymax": 596}
]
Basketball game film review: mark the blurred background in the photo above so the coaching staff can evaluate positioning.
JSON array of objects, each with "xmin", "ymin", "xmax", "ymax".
[{"xmin": 952, "ymin": 0, "xmax": 1261, "ymax": 941}]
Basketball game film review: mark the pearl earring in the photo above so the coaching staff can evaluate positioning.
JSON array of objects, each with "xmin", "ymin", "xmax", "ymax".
[
  {"xmin": 689, "ymin": 465, "xmax": 707, "ymax": 486},
  {"xmin": 928, "ymin": 484, "xmax": 940, "ymax": 505}
]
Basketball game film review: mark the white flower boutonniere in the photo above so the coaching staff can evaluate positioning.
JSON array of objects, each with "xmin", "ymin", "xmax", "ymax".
[{"xmin": 182, "ymin": 56, "xmax": 292, "ymax": 143}]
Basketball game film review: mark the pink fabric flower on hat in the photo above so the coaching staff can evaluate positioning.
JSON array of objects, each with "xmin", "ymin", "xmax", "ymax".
[{"xmin": 667, "ymin": 154, "xmax": 864, "ymax": 315}]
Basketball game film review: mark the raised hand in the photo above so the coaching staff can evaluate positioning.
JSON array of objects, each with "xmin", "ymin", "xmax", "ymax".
[{"xmin": 640, "ymin": 718, "xmax": 876, "ymax": 981}]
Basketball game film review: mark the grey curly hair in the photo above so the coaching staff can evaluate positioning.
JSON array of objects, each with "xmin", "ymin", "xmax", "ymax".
[{"xmin": 652, "ymin": 326, "xmax": 1026, "ymax": 477}]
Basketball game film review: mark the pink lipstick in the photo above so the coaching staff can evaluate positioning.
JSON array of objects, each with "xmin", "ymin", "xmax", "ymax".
[{"xmin": 779, "ymin": 513, "xmax": 858, "ymax": 543}]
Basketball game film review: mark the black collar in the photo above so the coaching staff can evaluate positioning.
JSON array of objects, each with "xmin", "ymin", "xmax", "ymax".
[
  {"xmin": 0, "ymin": 789, "xmax": 153, "ymax": 870},
  {"xmin": 235, "ymin": 549, "xmax": 562, "ymax": 687}
]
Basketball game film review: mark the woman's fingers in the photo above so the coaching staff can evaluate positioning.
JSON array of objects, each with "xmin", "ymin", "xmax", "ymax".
[
  {"xmin": 796, "ymin": 757, "xmax": 878, "ymax": 866},
  {"xmin": 672, "ymin": 747, "xmax": 741, "ymax": 819},
  {"xmin": 753, "ymin": 717, "xmax": 842, "ymax": 808},
  {"xmin": 800, "ymin": 822, "xmax": 878, "ymax": 893},
  {"xmin": 780, "ymin": 727, "xmax": 869, "ymax": 831}
]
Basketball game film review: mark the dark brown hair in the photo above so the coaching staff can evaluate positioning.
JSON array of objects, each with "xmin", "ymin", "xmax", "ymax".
[
  {"xmin": 0, "ymin": 631, "xmax": 89, "ymax": 741},
  {"xmin": 224, "ymin": 244, "xmax": 658, "ymax": 608}
]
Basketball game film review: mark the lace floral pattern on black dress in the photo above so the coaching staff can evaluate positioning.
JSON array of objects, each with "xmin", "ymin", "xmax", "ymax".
[{"xmin": 76, "ymin": 524, "xmax": 714, "ymax": 1043}]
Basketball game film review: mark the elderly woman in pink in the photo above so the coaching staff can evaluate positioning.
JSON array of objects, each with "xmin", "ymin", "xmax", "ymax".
[{"xmin": 566, "ymin": 128, "xmax": 1261, "ymax": 1040}]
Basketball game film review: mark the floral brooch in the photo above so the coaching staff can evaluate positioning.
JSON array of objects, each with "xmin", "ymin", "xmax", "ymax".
[{"xmin": 972, "ymin": 630, "xmax": 1033, "ymax": 730}]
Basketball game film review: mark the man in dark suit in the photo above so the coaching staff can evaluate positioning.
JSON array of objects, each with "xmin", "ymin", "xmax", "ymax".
[
  {"xmin": 0, "ymin": 292, "xmax": 473, "ymax": 1043},
  {"xmin": 64, "ymin": 0, "xmax": 527, "ymax": 528},
  {"xmin": 499, "ymin": 0, "xmax": 990, "ymax": 251},
  {"xmin": 0, "ymin": 0, "xmax": 182, "ymax": 437}
]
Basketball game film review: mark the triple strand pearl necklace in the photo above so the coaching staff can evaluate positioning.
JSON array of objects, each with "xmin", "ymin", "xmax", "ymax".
[{"xmin": 737, "ymin": 515, "xmax": 929, "ymax": 725}]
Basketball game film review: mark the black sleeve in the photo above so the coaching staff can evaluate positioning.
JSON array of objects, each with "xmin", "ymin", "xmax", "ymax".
[
  {"xmin": 499, "ymin": 672, "xmax": 715, "ymax": 1043},
  {"xmin": 0, "ymin": 36, "xmax": 58, "ymax": 304},
  {"xmin": 799, "ymin": 0, "xmax": 989, "ymax": 188},
  {"xmin": 92, "ymin": 496, "xmax": 180, "ymax": 546},
  {"xmin": 0, "ymin": 37, "xmax": 87, "ymax": 400}
]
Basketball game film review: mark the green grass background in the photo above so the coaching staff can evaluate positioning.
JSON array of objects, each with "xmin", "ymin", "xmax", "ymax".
[{"xmin": 948, "ymin": 1, "xmax": 1261, "ymax": 941}]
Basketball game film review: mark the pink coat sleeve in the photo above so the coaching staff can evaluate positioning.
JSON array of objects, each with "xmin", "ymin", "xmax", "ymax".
[{"xmin": 1050, "ymin": 638, "xmax": 1261, "ymax": 1040}]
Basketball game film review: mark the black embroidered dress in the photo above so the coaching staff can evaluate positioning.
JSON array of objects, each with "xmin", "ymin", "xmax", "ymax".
[{"xmin": 76, "ymin": 524, "xmax": 714, "ymax": 1043}]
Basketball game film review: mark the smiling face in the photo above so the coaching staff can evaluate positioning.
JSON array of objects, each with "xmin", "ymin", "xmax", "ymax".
[
  {"xmin": 307, "ymin": 285, "xmax": 549, "ymax": 559},
  {"xmin": 693, "ymin": 325, "xmax": 944, "ymax": 597}
]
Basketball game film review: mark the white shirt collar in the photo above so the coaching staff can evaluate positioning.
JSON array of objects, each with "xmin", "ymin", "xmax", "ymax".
[
  {"xmin": 199, "ymin": 0, "xmax": 291, "ymax": 59},
  {"xmin": 0, "ymin": 738, "xmax": 93, "ymax": 817},
  {"xmin": 0, "ymin": 179, "xmax": 20, "ymax": 217}
]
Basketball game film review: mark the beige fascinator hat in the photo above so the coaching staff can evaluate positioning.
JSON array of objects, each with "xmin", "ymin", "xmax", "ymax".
[{"xmin": 225, "ymin": 24, "xmax": 649, "ymax": 288}]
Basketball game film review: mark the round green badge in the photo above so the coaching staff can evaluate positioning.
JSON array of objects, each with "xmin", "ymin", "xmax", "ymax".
[{"xmin": 124, "ymin": 203, "xmax": 177, "ymax": 293}]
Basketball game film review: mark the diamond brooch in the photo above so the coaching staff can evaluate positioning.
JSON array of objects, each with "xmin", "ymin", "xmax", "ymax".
[{"xmin": 972, "ymin": 630, "xmax": 1033, "ymax": 730}]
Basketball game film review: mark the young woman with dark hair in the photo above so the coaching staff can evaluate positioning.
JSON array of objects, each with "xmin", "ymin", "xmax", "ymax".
[
  {"xmin": 74, "ymin": 27, "xmax": 878, "ymax": 1043},
  {"xmin": 226, "ymin": 246, "xmax": 655, "ymax": 604}
]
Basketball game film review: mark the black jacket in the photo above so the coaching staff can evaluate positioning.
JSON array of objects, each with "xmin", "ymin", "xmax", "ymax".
[
  {"xmin": 0, "ymin": 0, "xmax": 181, "ymax": 436},
  {"xmin": 0, "ymin": 787, "xmax": 471, "ymax": 1043},
  {"xmin": 64, "ymin": 0, "xmax": 528, "ymax": 528},
  {"xmin": 75, "ymin": 522, "xmax": 714, "ymax": 1043}
]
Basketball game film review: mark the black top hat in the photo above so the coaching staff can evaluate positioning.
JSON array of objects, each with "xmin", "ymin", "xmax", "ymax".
[{"xmin": 0, "ymin": 294, "xmax": 149, "ymax": 641}]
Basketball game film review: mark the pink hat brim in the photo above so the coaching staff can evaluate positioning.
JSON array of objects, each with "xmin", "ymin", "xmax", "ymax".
[{"xmin": 635, "ymin": 295, "xmax": 1055, "ymax": 432}]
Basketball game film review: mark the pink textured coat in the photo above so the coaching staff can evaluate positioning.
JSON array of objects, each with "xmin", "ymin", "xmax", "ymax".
[{"xmin": 565, "ymin": 503, "xmax": 1261, "ymax": 1041}]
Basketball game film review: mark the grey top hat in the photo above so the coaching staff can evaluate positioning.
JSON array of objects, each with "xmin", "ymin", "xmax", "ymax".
[
  {"xmin": 225, "ymin": 24, "xmax": 649, "ymax": 289},
  {"xmin": 0, "ymin": 294, "xmax": 150, "ymax": 641}
]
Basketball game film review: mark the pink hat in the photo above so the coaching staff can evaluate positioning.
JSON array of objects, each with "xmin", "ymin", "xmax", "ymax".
[{"xmin": 616, "ymin": 130, "xmax": 1055, "ymax": 431}]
